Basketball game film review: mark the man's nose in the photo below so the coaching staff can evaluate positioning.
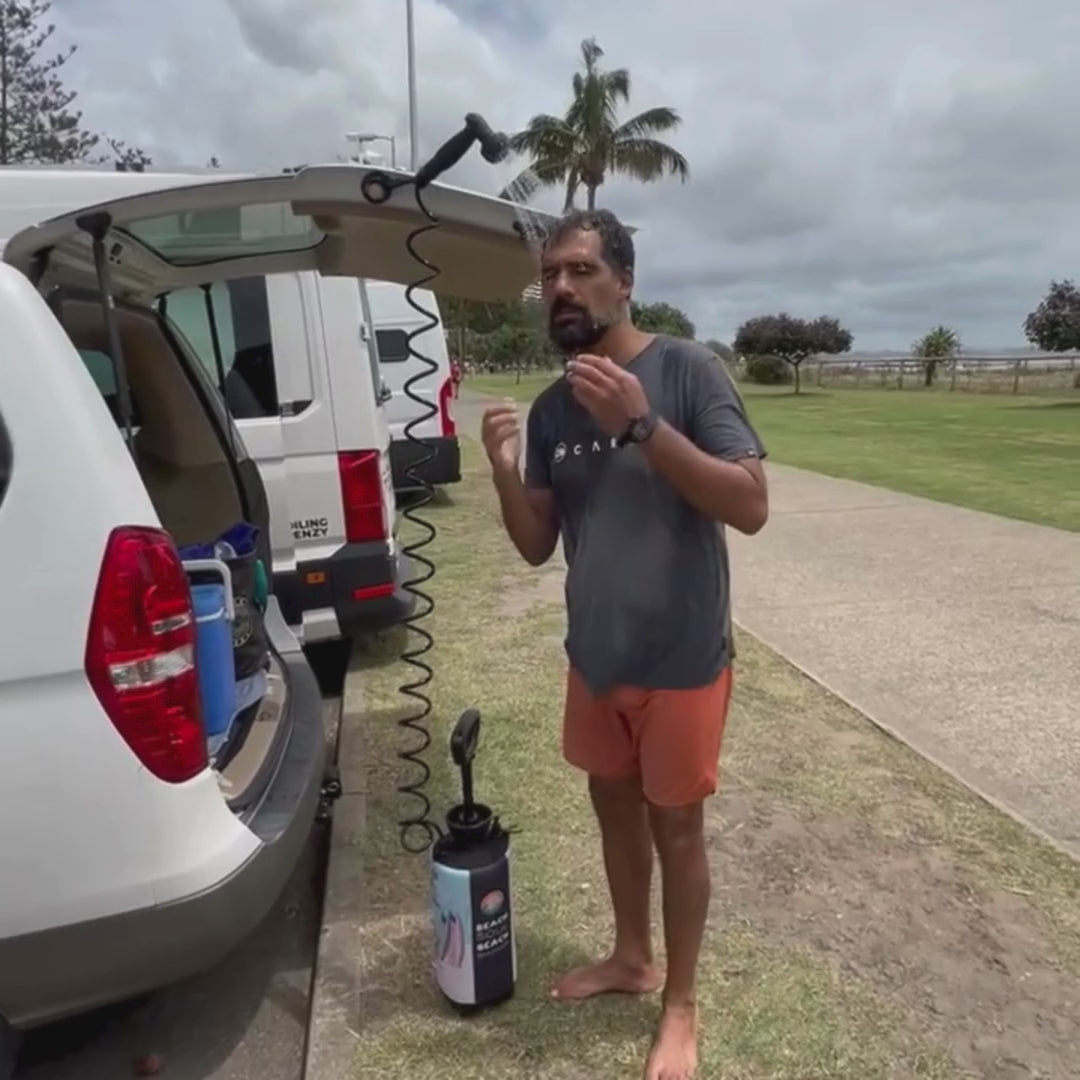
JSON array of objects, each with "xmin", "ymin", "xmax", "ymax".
[{"xmin": 551, "ymin": 275, "xmax": 577, "ymax": 301}]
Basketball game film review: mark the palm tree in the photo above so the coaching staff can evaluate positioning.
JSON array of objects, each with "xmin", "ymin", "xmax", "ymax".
[
  {"xmin": 506, "ymin": 37, "xmax": 688, "ymax": 212},
  {"xmin": 912, "ymin": 325, "xmax": 961, "ymax": 387}
]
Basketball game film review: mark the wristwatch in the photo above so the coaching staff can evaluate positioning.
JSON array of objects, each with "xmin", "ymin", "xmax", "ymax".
[{"xmin": 616, "ymin": 411, "xmax": 658, "ymax": 447}]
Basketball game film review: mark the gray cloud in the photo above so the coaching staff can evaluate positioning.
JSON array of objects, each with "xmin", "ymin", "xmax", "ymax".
[{"xmin": 47, "ymin": 0, "xmax": 1080, "ymax": 348}]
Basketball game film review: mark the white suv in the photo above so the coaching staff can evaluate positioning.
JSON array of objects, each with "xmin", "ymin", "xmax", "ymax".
[{"xmin": 0, "ymin": 162, "xmax": 546, "ymax": 1067}]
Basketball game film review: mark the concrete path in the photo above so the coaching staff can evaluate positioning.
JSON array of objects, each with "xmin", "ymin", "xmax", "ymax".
[
  {"xmin": 455, "ymin": 390, "xmax": 1080, "ymax": 859},
  {"xmin": 726, "ymin": 465, "xmax": 1080, "ymax": 859}
]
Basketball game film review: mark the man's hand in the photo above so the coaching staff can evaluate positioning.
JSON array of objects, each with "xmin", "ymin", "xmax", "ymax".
[
  {"xmin": 481, "ymin": 399, "xmax": 522, "ymax": 474},
  {"xmin": 566, "ymin": 354, "xmax": 650, "ymax": 437}
]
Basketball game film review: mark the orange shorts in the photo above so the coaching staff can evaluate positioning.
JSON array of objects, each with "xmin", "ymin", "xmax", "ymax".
[{"xmin": 562, "ymin": 666, "xmax": 733, "ymax": 808}]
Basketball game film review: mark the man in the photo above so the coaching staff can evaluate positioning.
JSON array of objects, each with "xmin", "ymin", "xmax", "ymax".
[{"xmin": 480, "ymin": 209, "xmax": 768, "ymax": 1080}]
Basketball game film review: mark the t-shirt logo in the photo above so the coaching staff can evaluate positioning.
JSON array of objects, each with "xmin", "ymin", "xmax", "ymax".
[{"xmin": 552, "ymin": 436, "xmax": 620, "ymax": 465}]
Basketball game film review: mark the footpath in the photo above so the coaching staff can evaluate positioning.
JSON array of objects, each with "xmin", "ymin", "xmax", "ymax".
[{"xmin": 726, "ymin": 462, "xmax": 1080, "ymax": 859}]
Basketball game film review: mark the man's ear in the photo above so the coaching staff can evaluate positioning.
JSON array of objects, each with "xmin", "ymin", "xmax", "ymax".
[{"xmin": 619, "ymin": 270, "xmax": 634, "ymax": 302}]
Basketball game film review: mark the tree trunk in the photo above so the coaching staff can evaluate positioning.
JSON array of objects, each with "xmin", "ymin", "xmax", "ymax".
[
  {"xmin": 793, "ymin": 360, "xmax": 801, "ymax": 394},
  {"xmin": 923, "ymin": 360, "xmax": 934, "ymax": 387},
  {"xmin": 586, "ymin": 185, "xmax": 598, "ymax": 209}
]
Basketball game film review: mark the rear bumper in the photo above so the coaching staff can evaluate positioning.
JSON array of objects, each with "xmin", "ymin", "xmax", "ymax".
[
  {"xmin": 390, "ymin": 434, "xmax": 461, "ymax": 490},
  {"xmin": 275, "ymin": 542, "xmax": 415, "ymax": 640},
  {"xmin": 0, "ymin": 653, "xmax": 326, "ymax": 1030}
]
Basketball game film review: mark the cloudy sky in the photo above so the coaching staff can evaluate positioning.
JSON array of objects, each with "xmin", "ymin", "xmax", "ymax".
[{"xmin": 48, "ymin": 0, "xmax": 1080, "ymax": 348}]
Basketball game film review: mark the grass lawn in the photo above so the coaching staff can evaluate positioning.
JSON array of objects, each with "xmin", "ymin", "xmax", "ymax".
[
  {"xmin": 467, "ymin": 373, "xmax": 1080, "ymax": 531},
  {"xmin": 349, "ymin": 440, "xmax": 1080, "ymax": 1080}
]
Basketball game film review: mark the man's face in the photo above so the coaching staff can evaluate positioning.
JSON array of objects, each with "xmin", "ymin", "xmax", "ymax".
[{"xmin": 540, "ymin": 228, "xmax": 630, "ymax": 354}]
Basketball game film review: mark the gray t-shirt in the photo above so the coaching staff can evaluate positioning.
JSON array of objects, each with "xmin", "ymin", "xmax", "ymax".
[{"xmin": 524, "ymin": 335, "xmax": 767, "ymax": 696}]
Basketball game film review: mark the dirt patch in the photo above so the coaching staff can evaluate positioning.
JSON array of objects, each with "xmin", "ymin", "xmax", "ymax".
[
  {"xmin": 495, "ymin": 565, "xmax": 565, "ymax": 618},
  {"xmin": 709, "ymin": 786, "xmax": 1080, "ymax": 1079}
]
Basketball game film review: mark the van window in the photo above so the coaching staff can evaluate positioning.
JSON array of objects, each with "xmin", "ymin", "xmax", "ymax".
[
  {"xmin": 161, "ymin": 277, "xmax": 280, "ymax": 419},
  {"xmin": 79, "ymin": 349, "xmax": 144, "ymax": 428},
  {"xmin": 375, "ymin": 328, "xmax": 410, "ymax": 363}
]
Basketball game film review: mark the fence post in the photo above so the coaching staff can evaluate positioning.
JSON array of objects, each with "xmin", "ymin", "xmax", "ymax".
[
  {"xmin": 816, "ymin": 360, "xmax": 824, "ymax": 387},
  {"xmin": 949, "ymin": 358, "xmax": 958, "ymax": 391},
  {"xmin": 855, "ymin": 361, "xmax": 863, "ymax": 388},
  {"xmin": 897, "ymin": 360, "xmax": 905, "ymax": 390},
  {"xmin": 1012, "ymin": 357, "xmax": 1021, "ymax": 395}
]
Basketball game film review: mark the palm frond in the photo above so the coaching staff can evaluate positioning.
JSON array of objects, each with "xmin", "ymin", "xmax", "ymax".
[
  {"xmin": 580, "ymin": 37, "xmax": 604, "ymax": 72},
  {"xmin": 610, "ymin": 137, "xmax": 690, "ymax": 183},
  {"xmin": 614, "ymin": 106, "xmax": 682, "ymax": 141},
  {"xmin": 498, "ymin": 170, "xmax": 541, "ymax": 203},
  {"xmin": 508, "ymin": 115, "xmax": 577, "ymax": 175}
]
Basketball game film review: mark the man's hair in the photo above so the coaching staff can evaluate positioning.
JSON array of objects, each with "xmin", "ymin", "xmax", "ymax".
[{"xmin": 543, "ymin": 208, "xmax": 635, "ymax": 278}]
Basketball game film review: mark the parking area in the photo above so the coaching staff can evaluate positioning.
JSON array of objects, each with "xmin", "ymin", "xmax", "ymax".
[{"xmin": 15, "ymin": 695, "xmax": 341, "ymax": 1080}]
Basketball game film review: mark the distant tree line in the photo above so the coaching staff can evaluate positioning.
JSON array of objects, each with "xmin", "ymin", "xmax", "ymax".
[{"xmin": 438, "ymin": 295, "xmax": 709, "ymax": 378}]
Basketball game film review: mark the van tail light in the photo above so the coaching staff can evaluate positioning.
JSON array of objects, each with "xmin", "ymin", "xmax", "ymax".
[
  {"xmin": 85, "ymin": 526, "xmax": 207, "ymax": 784},
  {"xmin": 338, "ymin": 450, "xmax": 389, "ymax": 543},
  {"xmin": 438, "ymin": 377, "xmax": 456, "ymax": 438}
]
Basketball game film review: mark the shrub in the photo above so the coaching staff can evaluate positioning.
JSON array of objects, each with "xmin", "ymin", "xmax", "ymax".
[{"xmin": 743, "ymin": 354, "xmax": 792, "ymax": 385}]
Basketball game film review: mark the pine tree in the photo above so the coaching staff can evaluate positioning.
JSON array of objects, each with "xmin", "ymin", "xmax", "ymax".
[{"xmin": 0, "ymin": 0, "xmax": 100, "ymax": 164}]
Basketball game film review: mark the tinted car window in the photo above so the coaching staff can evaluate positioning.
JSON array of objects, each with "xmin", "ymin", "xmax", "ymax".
[{"xmin": 163, "ymin": 277, "xmax": 280, "ymax": 419}]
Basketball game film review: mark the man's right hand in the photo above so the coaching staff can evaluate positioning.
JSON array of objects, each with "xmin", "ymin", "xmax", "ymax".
[{"xmin": 481, "ymin": 399, "xmax": 522, "ymax": 475}]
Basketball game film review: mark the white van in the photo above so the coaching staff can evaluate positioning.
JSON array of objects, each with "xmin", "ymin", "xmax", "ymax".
[
  {"xmin": 0, "ymin": 167, "xmax": 406, "ymax": 645},
  {"xmin": 0, "ymin": 164, "xmax": 547, "ymax": 1059},
  {"xmin": 366, "ymin": 280, "xmax": 461, "ymax": 493}
]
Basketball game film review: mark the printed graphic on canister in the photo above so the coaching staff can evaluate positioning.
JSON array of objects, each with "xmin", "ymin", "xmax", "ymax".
[{"xmin": 479, "ymin": 889, "xmax": 505, "ymax": 917}]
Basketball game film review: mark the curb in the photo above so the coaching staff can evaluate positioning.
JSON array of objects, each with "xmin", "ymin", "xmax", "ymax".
[
  {"xmin": 303, "ymin": 649, "xmax": 368, "ymax": 1080},
  {"xmin": 734, "ymin": 617, "xmax": 1080, "ymax": 866}
]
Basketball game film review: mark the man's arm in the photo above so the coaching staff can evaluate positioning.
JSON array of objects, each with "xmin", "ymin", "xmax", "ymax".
[
  {"xmin": 492, "ymin": 470, "xmax": 559, "ymax": 566},
  {"xmin": 491, "ymin": 399, "xmax": 560, "ymax": 566},
  {"xmin": 640, "ymin": 359, "xmax": 768, "ymax": 535}
]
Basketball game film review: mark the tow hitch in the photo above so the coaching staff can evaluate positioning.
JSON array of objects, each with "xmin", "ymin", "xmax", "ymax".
[{"xmin": 317, "ymin": 766, "xmax": 343, "ymax": 823}]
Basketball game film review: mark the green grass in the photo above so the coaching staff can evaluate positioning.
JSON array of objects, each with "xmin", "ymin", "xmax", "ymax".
[
  {"xmin": 348, "ymin": 439, "xmax": 1080, "ymax": 1080},
  {"xmin": 467, "ymin": 374, "xmax": 1080, "ymax": 531}
]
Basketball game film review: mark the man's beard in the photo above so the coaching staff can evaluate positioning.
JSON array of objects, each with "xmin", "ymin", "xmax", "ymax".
[{"xmin": 548, "ymin": 301, "xmax": 610, "ymax": 354}]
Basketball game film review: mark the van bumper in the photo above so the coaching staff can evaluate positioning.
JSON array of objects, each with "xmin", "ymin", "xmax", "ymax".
[
  {"xmin": 390, "ymin": 435, "xmax": 461, "ymax": 491},
  {"xmin": 330, "ymin": 543, "xmax": 416, "ymax": 637},
  {"xmin": 275, "ymin": 540, "xmax": 415, "ymax": 640},
  {"xmin": 0, "ymin": 653, "xmax": 326, "ymax": 1029}
]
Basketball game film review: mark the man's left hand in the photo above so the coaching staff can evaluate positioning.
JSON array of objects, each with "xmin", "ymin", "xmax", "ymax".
[{"xmin": 566, "ymin": 354, "xmax": 650, "ymax": 438}]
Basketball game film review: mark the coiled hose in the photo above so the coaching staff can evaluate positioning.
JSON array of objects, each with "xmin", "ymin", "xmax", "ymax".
[
  {"xmin": 360, "ymin": 112, "xmax": 513, "ymax": 855},
  {"xmin": 395, "ymin": 182, "xmax": 446, "ymax": 854}
]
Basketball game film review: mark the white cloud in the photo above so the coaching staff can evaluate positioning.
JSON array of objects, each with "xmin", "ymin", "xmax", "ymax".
[{"xmin": 46, "ymin": 0, "xmax": 1080, "ymax": 347}]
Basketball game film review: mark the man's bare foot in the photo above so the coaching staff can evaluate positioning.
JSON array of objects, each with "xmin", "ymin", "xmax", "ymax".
[
  {"xmin": 644, "ymin": 1003, "xmax": 698, "ymax": 1080},
  {"xmin": 549, "ymin": 955, "xmax": 662, "ymax": 1001}
]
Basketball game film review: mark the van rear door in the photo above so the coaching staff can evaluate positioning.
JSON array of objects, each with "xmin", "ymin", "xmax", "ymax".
[{"xmin": 2, "ymin": 166, "xmax": 551, "ymax": 304}]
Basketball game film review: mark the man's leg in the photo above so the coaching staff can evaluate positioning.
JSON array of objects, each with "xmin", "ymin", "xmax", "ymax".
[
  {"xmin": 638, "ymin": 668, "xmax": 734, "ymax": 1080},
  {"xmin": 552, "ymin": 672, "xmax": 662, "ymax": 1000},
  {"xmin": 646, "ymin": 801, "xmax": 708, "ymax": 1079}
]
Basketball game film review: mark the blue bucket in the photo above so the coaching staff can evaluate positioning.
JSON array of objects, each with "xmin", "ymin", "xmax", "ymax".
[{"xmin": 191, "ymin": 582, "xmax": 237, "ymax": 739}]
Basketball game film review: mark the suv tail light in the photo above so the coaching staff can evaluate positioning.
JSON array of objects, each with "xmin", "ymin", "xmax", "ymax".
[
  {"xmin": 438, "ymin": 377, "xmax": 457, "ymax": 438},
  {"xmin": 85, "ymin": 526, "xmax": 207, "ymax": 784},
  {"xmin": 338, "ymin": 450, "xmax": 388, "ymax": 542}
]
